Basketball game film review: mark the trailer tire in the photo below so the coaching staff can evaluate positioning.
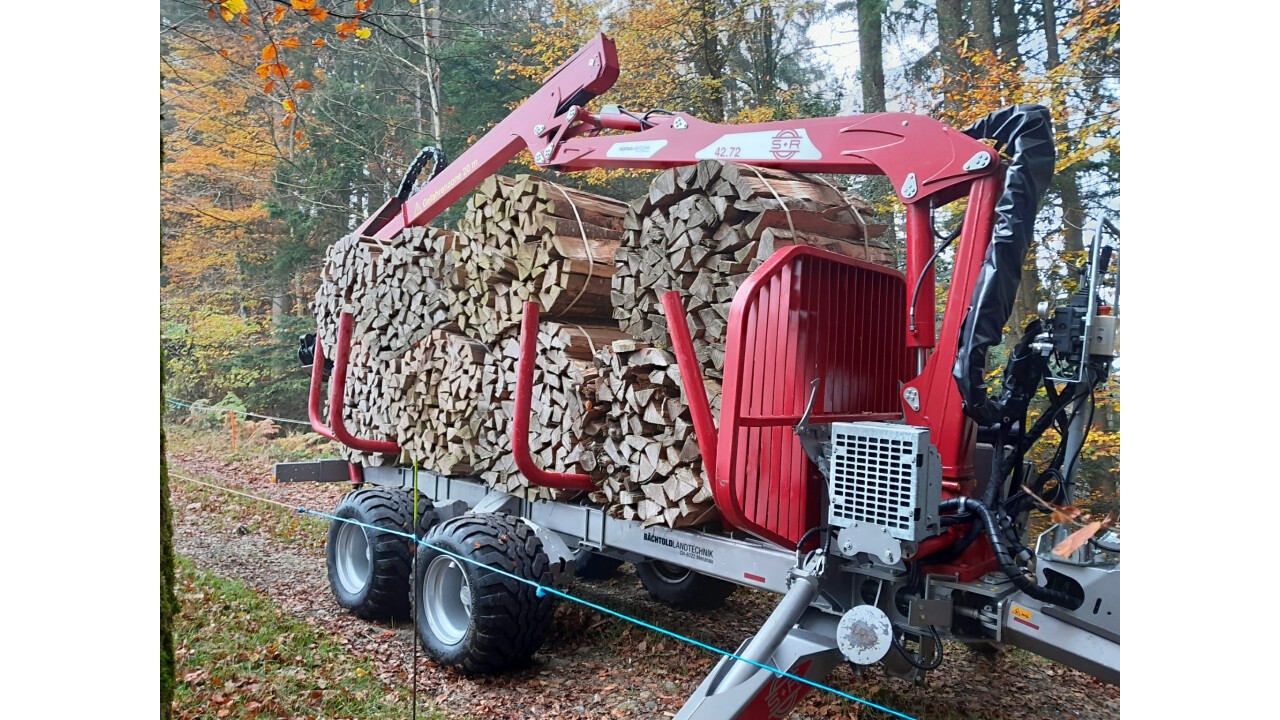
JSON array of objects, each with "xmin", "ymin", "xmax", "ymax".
[
  {"xmin": 413, "ymin": 513, "xmax": 555, "ymax": 675},
  {"xmin": 572, "ymin": 548, "xmax": 624, "ymax": 579},
  {"xmin": 635, "ymin": 560, "xmax": 736, "ymax": 610},
  {"xmin": 326, "ymin": 487, "xmax": 417, "ymax": 621}
]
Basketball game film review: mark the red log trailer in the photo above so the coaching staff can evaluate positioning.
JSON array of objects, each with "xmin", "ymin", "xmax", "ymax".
[{"xmin": 278, "ymin": 34, "xmax": 1119, "ymax": 719}]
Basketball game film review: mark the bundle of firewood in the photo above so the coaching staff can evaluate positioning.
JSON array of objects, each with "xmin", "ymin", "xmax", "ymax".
[
  {"xmin": 449, "ymin": 175, "xmax": 628, "ymax": 343},
  {"xmin": 472, "ymin": 322, "xmax": 629, "ymax": 499},
  {"xmin": 586, "ymin": 342, "xmax": 722, "ymax": 528},
  {"xmin": 613, "ymin": 160, "xmax": 892, "ymax": 378}
]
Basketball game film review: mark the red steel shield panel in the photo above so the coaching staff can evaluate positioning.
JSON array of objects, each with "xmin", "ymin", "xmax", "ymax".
[{"xmin": 713, "ymin": 246, "xmax": 911, "ymax": 548}]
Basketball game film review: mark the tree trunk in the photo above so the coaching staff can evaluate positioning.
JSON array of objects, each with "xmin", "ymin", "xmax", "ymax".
[
  {"xmin": 1041, "ymin": 0, "xmax": 1061, "ymax": 68},
  {"xmin": 422, "ymin": 0, "xmax": 443, "ymax": 144},
  {"xmin": 936, "ymin": 0, "xmax": 968, "ymax": 108},
  {"xmin": 996, "ymin": 0, "xmax": 1021, "ymax": 64},
  {"xmin": 693, "ymin": 0, "xmax": 727, "ymax": 121},
  {"xmin": 971, "ymin": 1, "xmax": 996, "ymax": 54},
  {"xmin": 161, "ymin": 349, "xmax": 176, "ymax": 719},
  {"xmin": 271, "ymin": 291, "xmax": 293, "ymax": 327},
  {"xmin": 856, "ymin": 0, "xmax": 886, "ymax": 113}
]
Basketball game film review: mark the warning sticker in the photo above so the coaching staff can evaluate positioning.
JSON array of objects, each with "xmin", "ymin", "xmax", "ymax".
[{"xmin": 1010, "ymin": 604, "xmax": 1040, "ymax": 630}]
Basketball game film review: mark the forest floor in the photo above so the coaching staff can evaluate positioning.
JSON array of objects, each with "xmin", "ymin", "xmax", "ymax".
[{"xmin": 167, "ymin": 427, "xmax": 1119, "ymax": 720}]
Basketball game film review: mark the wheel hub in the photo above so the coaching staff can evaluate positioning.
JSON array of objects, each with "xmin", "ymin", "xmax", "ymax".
[
  {"xmin": 423, "ymin": 556, "xmax": 472, "ymax": 646},
  {"xmin": 334, "ymin": 522, "xmax": 371, "ymax": 595},
  {"xmin": 650, "ymin": 561, "xmax": 692, "ymax": 584}
]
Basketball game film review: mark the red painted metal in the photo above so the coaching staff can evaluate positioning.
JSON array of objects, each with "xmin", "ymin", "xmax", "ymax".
[
  {"xmin": 901, "ymin": 175, "xmax": 1002, "ymax": 482},
  {"xmin": 552, "ymin": 112, "xmax": 993, "ymax": 205},
  {"xmin": 328, "ymin": 313, "xmax": 402, "ymax": 456},
  {"xmin": 661, "ymin": 291, "xmax": 719, "ymax": 486},
  {"xmin": 714, "ymin": 246, "xmax": 912, "ymax": 548},
  {"xmin": 307, "ymin": 338, "xmax": 338, "ymax": 442},
  {"xmin": 904, "ymin": 203, "xmax": 936, "ymax": 349},
  {"xmin": 353, "ymin": 33, "xmax": 996, "ymax": 243},
  {"xmin": 348, "ymin": 463, "xmax": 364, "ymax": 485},
  {"xmin": 513, "ymin": 303, "xmax": 598, "ymax": 492},
  {"xmin": 360, "ymin": 35, "xmax": 621, "ymax": 241}
]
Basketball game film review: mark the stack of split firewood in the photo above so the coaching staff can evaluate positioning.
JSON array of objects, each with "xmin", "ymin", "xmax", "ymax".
[{"xmin": 312, "ymin": 161, "xmax": 891, "ymax": 528}]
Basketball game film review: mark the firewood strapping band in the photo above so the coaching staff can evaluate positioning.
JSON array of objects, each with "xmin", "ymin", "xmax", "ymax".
[
  {"xmin": 744, "ymin": 165, "xmax": 797, "ymax": 239},
  {"xmin": 550, "ymin": 182, "xmax": 595, "ymax": 318},
  {"xmin": 812, "ymin": 175, "xmax": 871, "ymax": 252}
]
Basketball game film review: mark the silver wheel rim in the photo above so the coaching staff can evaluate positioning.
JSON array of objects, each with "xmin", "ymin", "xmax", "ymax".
[
  {"xmin": 335, "ymin": 522, "xmax": 371, "ymax": 595},
  {"xmin": 650, "ymin": 561, "xmax": 692, "ymax": 584},
  {"xmin": 423, "ymin": 555, "xmax": 472, "ymax": 646}
]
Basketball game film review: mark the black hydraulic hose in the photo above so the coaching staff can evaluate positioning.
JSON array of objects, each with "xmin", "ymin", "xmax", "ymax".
[
  {"xmin": 908, "ymin": 221, "xmax": 961, "ymax": 332},
  {"xmin": 890, "ymin": 624, "xmax": 944, "ymax": 670},
  {"xmin": 939, "ymin": 497, "xmax": 1082, "ymax": 609},
  {"xmin": 952, "ymin": 105, "xmax": 1056, "ymax": 425}
]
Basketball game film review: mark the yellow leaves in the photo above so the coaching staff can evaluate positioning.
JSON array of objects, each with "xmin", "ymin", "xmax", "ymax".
[
  {"xmin": 219, "ymin": 6, "xmax": 234, "ymax": 22},
  {"xmin": 355, "ymin": 27, "xmax": 372, "ymax": 40},
  {"xmin": 280, "ymin": 37, "xmax": 301, "ymax": 49},
  {"xmin": 282, "ymin": 98, "xmax": 296, "ymax": 113},
  {"xmin": 261, "ymin": 44, "xmax": 277, "ymax": 62},
  {"xmin": 271, "ymin": 5, "xmax": 288, "ymax": 23},
  {"xmin": 220, "ymin": 0, "xmax": 247, "ymax": 20},
  {"xmin": 290, "ymin": 0, "xmax": 317, "ymax": 9}
]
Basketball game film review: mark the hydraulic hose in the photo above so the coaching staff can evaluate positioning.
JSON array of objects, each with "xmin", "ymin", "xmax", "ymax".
[{"xmin": 938, "ymin": 497, "xmax": 1082, "ymax": 609}]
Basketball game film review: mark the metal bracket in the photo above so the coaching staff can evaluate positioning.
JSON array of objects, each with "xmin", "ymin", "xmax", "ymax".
[
  {"xmin": 902, "ymin": 172, "xmax": 918, "ymax": 199},
  {"xmin": 963, "ymin": 150, "xmax": 992, "ymax": 171},
  {"xmin": 471, "ymin": 490, "xmax": 521, "ymax": 516},
  {"xmin": 793, "ymin": 379, "xmax": 832, "ymax": 479},
  {"xmin": 518, "ymin": 518, "xmax": 576, "ymax": 588},
  {"xmin": 836, "ymin": 522, "xmax": 905, "ymax": 568}
]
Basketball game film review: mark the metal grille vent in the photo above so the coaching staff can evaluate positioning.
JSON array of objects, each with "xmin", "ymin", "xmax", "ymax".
[{"xmin": 828, "ymin": 422, "xmax": 940, "ymax": 541}]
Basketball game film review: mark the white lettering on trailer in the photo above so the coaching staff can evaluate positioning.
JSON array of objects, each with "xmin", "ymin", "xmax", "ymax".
[
  {"xmin": 694, "ymin": 128, "xmax": 822, "ymax": 161},
  {"xmin": 606, "ymin": 139, "xmax": 668, "ymax": 158}
]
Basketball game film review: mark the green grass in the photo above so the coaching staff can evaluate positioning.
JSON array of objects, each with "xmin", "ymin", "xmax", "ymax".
[
  {"xmin": 173, "ymin": 556, "xmax": 442, "ymax": 720},
  {"xmin": 164, "ymin": 420, "xmax": 339, "ymax": 464}
]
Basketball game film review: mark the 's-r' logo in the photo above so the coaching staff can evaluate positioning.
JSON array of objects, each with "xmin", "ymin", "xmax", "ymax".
[
  {"xmin": 763, "ymin": 660, "xmax": 812, "ymax": 718},
  {"xmin": 770, "ymin": 129, "xmax": 802, "ymax": 160}
]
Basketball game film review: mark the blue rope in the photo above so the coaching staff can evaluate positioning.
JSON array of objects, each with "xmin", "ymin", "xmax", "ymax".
[{"xmin": 300, "ymin": 506, "xmax": 919, "ymax": 720}]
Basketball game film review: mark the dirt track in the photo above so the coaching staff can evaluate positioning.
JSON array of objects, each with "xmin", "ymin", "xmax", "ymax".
[{"xmin": 169, "ymin": 447, "xmax": 1120, "ymax": 720}]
